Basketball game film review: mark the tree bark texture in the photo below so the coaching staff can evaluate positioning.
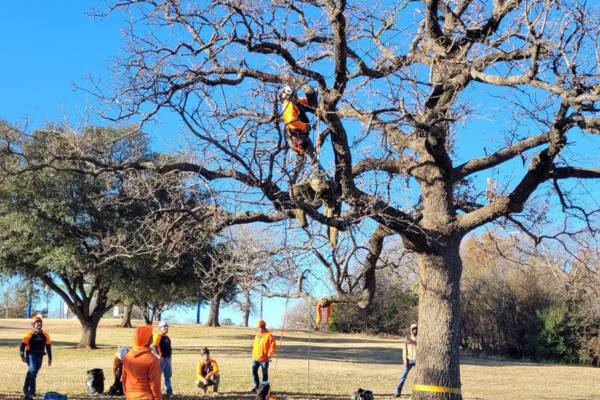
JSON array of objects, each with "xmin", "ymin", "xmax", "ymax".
[
  {"xmin": 205, "ymin": 292, "xmax": 222, "ymax": 327},
  {"xmin": 413, "ymin": 242, "xmax": 462, "ymax": 400},
  {"xmin": 242, "ymin": 289, "xmax": 251, "ymax": 327},
  {"xmin": 78, "ymin": 318, "xmax": 100, "ymax": 349},
  {"xmin": 119, "ymin": 303, "xmax": 133, "ymax": 328}
]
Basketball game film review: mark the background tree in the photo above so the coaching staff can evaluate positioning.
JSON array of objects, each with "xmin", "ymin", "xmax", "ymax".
[
  {"xmin": 224, "ymin": 226, "xmax": 289, "ymax": 327},
  {"xmin": 0, "ymin": 279, "xmax": 42, "ymax": 319},
  {"xmin": 0, "ymin": 123, "xmax": 181, "ymax": 347},
  {"xmin": 461, "ymin": 233, "xmax": 600, "ymax": 364},
  {"xmin": 196, "ymin": 245, "xmax": 240, "ymax": 327}
]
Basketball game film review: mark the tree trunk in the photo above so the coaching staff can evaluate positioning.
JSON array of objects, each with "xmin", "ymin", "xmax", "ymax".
[
  {"xmin": 78, "ymin": 318, "xmax": 100, "ymax": 349},
  {"xmin": 205, "ymin": 293, "xmax": 222, "ymax": 327},
  {"xmin": 412, "ymin": 241, "xmax": 462, "ymax": 400},
  {"xmin": 242, "ymin": 289, "xmax": 251, "ymax": 328},
  {"xmin": 119, "ymin": 303, "xmax": 133, "ymax": 328},
  {"xmin": 140, "ymin": 304, "xmax": 155, "ymax": 325}
]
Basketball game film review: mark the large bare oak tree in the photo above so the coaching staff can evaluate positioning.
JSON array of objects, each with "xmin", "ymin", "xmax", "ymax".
[{"xmin": 86, "ymin": 0, "xmax": 600, "ymax": 397}]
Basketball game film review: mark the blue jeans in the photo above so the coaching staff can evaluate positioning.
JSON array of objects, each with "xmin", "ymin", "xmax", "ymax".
[
  {"xmin": 160, "ymin": 357, "xmax": 173, "ymax": 395},
  {"xmin": 23, "ymin": 354, "xmax": 43, "ymax": 395},
  {"xmin": 251, "ymin": 360, "xmax": 269, "ymax": 388},
  {"xmin": 396, "ymin": 360, "xmax": 416, "ymax": 396}
]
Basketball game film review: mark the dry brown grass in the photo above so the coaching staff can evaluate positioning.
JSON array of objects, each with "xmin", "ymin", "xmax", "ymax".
[{"xmin": 0, "ymin": 319, "xmax": 598, "ymax": 399}]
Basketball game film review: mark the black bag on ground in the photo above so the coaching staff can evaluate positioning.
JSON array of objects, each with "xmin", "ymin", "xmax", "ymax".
[
  {"xmin": 107, "ymin": 381, "xmax": 123, "ymax": 396},
  {"xmin": 354, "ymin": 388, "xmax": 374, "ymax": 400},
  {"xmin": 86, "ymin": 368, "xmax": 104, "ymax": 394},
  {"xmin": 107, "ymin": 361, "xmax": 124, "ymax": 396},
  {"xmin": 255, "ymin": 383, "xmax": 271, "ymax": 400}
]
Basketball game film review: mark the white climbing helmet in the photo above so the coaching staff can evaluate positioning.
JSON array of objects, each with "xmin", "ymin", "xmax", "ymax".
[{"xmin": 278, "ymin": 84, "xmax": 294, "ymax": 100}]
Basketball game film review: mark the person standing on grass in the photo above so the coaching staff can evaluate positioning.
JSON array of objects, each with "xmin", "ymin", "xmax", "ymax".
[
  {"xmin": 20, "ymin": 315, "xmax": 52, "ymax": 399},
  {"xmin": 196, "ymin": 347, "xmax": 220, "ymax": 394},
  {"xmin": 122, "ymin": 325, "xmax": 162, "ymax": 400},
  {"xmin": 251, "ymin": 320, "xmax": 276, "ymax": 392},
  {"xmin": 151, "ymin": 320, "xmax": 173, "ymax": 399},
  {"xmin": 395, "ymin": 323, "xmax": 418, "ymax": 397}
]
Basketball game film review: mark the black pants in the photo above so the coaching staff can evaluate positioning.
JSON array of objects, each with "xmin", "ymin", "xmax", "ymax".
[{"xmin": 251, "ymin": 360, "xmax": 269, "ymax": 388}]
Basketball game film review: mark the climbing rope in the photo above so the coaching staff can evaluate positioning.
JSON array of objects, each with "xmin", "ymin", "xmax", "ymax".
[
  {"xmin": 307, "ymin": 321, "xmax": 312, "ymax": 399},
  {"xmin": 270, "ymin": 224, "xmax": 296, "ymax": 388}
]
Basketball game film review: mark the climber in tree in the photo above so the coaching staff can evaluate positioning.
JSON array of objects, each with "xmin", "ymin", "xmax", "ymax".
[
  {"xmin": 279, "ymin": 84, "xmax": 338, "ymax": 240},
  {"xmin": 279, "ymin": 84, "xmax": 324, "ymax": 179}
]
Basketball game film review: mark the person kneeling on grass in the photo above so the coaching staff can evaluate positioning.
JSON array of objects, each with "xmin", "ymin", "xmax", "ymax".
[{"xmin": 196, "ymin": 347, "xmax": 220, "ymax": 394}]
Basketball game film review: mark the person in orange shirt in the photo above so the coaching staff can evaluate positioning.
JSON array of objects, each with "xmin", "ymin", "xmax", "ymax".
[
  {"xmin": 20, "ymin": 315, "xmax": 52, "ymax": 399},
  {"xmin": 122, "ymin": 325, "xmax": 162, "ymax": 400},
  {"xmin": 251, "ymin": 320, "xmax": 276, "ymax": 392},
  {"xmin": 196, "ymin": 347, "xmax": 220, "ymax": 394},
  {"xmin": 151, "ymin": 321, "xmax": 173, "ymax": 398}
]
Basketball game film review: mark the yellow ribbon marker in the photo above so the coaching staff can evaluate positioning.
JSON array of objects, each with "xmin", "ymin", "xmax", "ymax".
[{"xmin": 413, "ymin": 384, "xmax": 462, "ymax": 395}]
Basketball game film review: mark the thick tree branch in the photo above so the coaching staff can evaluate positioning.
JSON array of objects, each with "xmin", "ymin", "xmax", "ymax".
[
  {"xmin": 452, "ymin": 133, "xmax": 550, "ymax": 182},
  {"xmin": 457, "ymin": 106, "xmax": 572, "ymax": 232}
]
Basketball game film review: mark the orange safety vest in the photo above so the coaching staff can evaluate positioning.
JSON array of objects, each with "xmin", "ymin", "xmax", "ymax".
[{"xmin": 282, "ymin": 98, "xmax": 310, "ymax": 133}]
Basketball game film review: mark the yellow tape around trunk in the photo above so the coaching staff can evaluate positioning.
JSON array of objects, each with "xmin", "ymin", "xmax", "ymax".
[{"xmin": 413, "ymin": 384, "xmax": 462, "ymax": 395}]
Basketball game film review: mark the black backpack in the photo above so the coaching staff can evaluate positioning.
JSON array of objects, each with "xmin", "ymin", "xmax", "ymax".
[
  {"xmin": 107, "ymin": 381, "xmax": 123, "ymax": 396},
  {"xmin": 354, "ymin": 388, "xmax": 374, "ymax": 400},
  {"xmin": 255, "ymin": 383, "xmax": 271, "ymax": 400},
  {"xmin": 107, "ymin": 362, "xmax": 124, "ymax": 396},
  {"xmin": 86, "ymin": 368, "xmax": 104, "ymax": 394}
]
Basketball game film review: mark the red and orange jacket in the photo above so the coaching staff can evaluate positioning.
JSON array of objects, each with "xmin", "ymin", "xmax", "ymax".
[
  {"xmin": 20, "ymin": 330, "xmax": 52, "ymax": 360},
  {"xmin": 122, "ymin": 326, "xmax": 161, "ymax": 400},
  {"xmin": 252, "ymin": 330, "xmax": 276, "ymax": 362}
]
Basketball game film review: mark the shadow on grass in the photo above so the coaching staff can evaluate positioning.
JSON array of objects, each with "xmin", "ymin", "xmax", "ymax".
[
  {"xmin": 278, "ymin": 336, "xmax": 397, "ymax": 345},
  {"xmin": 279, "ymin": 345, "xmax": 401, "ymax": 364},
  {"xmin": 169, "ymin": 344, "xmax": 401, "ymax": 365},
  {"xmin": 0, "ymin": 392, "xmax": 388, "ymax": 400},
  {"xmin": 164, "ymin": 342, "xmax": 402, "ymax": 365},
  {"xmin": 0, "ymin": 324, "xmax": 28, "ymax": 331},
  {"xmin": 460, "ymin": 356, "xmax": 557, "ymax": 368},
  {"xmin": 0, "ymin": 338, "xmax": 118, "ymax": 350}
]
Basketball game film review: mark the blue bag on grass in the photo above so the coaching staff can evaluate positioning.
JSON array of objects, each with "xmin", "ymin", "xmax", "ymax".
[{"xmin": 43, "ymin": 392, "xmax": 68, "ymax": 400}]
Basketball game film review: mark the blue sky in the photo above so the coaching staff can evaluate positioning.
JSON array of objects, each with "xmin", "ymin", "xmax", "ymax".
[
  {"xmin": 2, "ymin": 2, "xmax": 600, "ymax": 326},
  {"xmin": 0, "ymin": 2, "xmax": 302, "ymax": 328}
]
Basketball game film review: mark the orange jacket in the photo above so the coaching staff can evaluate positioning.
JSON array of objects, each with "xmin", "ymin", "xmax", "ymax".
[
  {"xmin": 252, "ymin": 330, "xmax": 276, "ymax": 362},
  {"xmin": 282, "ymin": 98, "xmax": 309, "ymax": 132},
  {"xmin": 122, "ymin": 326, "xmax": 161, "ymax": 400},
  {"xmin": 196, "ymin": 358, "xmax": 219, "ymax": 380}
]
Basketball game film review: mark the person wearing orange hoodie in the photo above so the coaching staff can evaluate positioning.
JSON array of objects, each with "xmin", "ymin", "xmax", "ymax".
[
  {"xmin": 122, "ymin": 325, "xmax": 162, "ymax": 400},
  {"xmin": 251, "ymin": 320, "xmax": 276, "ymax": 392}
]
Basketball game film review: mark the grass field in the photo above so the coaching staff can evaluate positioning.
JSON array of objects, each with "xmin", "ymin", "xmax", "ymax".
[{"xmin": 0, "ymin": 319, "xmax": 598, "ymax": 399}]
